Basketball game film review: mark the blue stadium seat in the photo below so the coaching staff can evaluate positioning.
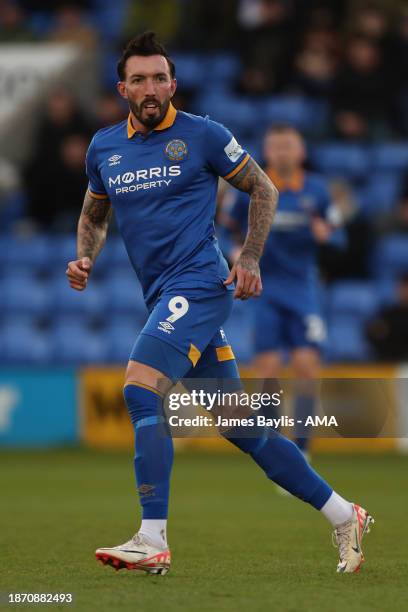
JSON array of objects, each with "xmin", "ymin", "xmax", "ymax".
[
  {"xmin": 52, "ymin": 276, "xmax": 107, "ymax": 316},
  {"xmin": 1, "ymin": 276, "xmax": 51, "ymax": 315},
  {"xmin": 50, "ymin": 234, "xmax": 77, "ymax": 272},
  {"xmin": 0, "ymin": 190, "xmax": 27, "ymax": 232},
  {"xmin": 27, "ymin": 11, "xmax": 53, "ymax": 37},
  {"xmin": 102, "ymin": 49, "xmax": 122, "ymax": 87},
  {"xmin": 53, "ymin": 236, "xmax": 133, "ymax": 278},
  {"xmin": 375, "ymin": 278, "xmax": 397, "ymax": 305},
  {"xmin": 91, "ymin": 238, "xmax": 115, "ymax": 275},
  {"xmin": 53, "ymin": 319, "xmax": 108, "ymax": 364},
  {"xmin": 326, "ymin": 314, "xmax": 371, "ymax": 362},
  {"xmin": 87, "ymin": 237, "xmax": 132, "ymax": 276},
  {"xmin": 262, "ymin": 96, "xmax": 328, "ymax": 131},
  {"xmin": 171, "ymin": 53, "xmax": 206, "ymax": 90},
  {"xmin": 103, "ymin": 273, "xmax": 147, "ymax": 321},
  {"xmin": 372, "ymin": 142, "xmax": 408, "ymax": 172},
  {"xmin": 357, "ymin": 173, "xmax": 403, "ymax": 215},
  {"xmin": 104, "ymin": 315, "xmax": 144, "ymax": 362},
  {"xmin": 205, "ymin": 53, "xmax": 241, "ymax": 88},
  {"xmin": 328, "ymin": 282, "xmax": 378, "ymax": 319},
  {"xmin": 0, "ymin": 317, "xmax": 53, "ymax": 364},
  {"xmin": 310, "ymin": 143, "xmax": 370, "ymax": 180},
  {"xmin": 195, "ymin": 94, "xmax": 257, "ymax": 135},
  {"xmin": 242, "ymin": 137, "xmax": 263, "ymax": 163},
  {"xmin": 90, "ymin": 1, "xmax": 129, "ymax": 42},
  {"xmin": 373, "ymin": 235, "xmax": 408, "ymax": 278},
  {"xmin": 0, "ymin": 235, "xmax": 51, "ymax": 275}
]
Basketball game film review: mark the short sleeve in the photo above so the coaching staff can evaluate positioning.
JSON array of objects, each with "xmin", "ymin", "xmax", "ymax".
[
  {"xmin": 85, "ymin": 136, "xmax": 108, "ymax": 199},
  {"xmin": 205, "ymin": 118, "xmax": 250, "ymax": 180}
]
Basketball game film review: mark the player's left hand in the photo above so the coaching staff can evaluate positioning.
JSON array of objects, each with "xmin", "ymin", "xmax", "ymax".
[
  {"xmin": 224, "ymin": 253, "xmax": 262, "ymax": 300},
  {"xmin": 311, "ymin": 217, "xmax": 331, "ymax": 243}
]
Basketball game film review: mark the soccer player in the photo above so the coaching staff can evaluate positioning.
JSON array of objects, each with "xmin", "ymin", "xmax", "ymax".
[
  {"xmin": 66, "ymin": 32, "xmax": 373, "ymax": 575},
  {"xmin": 224, "ymin": 125, "xmax": 334, "ymax": 457}
]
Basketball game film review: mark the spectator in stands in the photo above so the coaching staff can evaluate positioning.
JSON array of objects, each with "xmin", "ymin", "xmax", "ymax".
[
  {"xmin": 289, "ymin": 43, "xmax": 337, "ymax": 98},
  {"xmin": 123, "ymin": 0, "xmax": 181, "ymax": 49},
  {"xmin": 20, "ymin": 0, "xmax": 90, "ymax": 8},
  {"xmin": 25, "ymin": 132, "xmax": 89, "ymax": 231},
  {"xmin": 331, "ymin": 36, "xmax": 392, "ymax": 140},
  {"xmin": 351, "ymin": 3, "xmax": 390, "ymax": 46},
  {"xmin": 94, "ymin": 91, "xmax": 127, "ymax": 130},
  {"xmin": 237, "ymin": 0, "xmax": 296, "ymax": 93},
  {"xmin": 0, "ymin": 0, "xmax": 35, "ymax": 42},
  {"xmin": 292, "ymin": 0, "xmax": 346, "ymax": 34},
  {"xmin": 375, "ymin": 189, "xmax": 408, "ymax": 236},
  {"xmin": 390, "ymin": 7, "xmax": 408, "ymax": 136},
  {"xmin": 178, "ymin": 0, "xmax": 237, "ymax": 51},
  {"xmin": 366, "ymin": 274, "xmax": 408, "ymax": 361},
  {"xmin": 48, "ymin": 3, "xmax": 98, "ymax": 50},
  {"xmin": 24, "ymin": 88, "xmax": 92, "ymax": 231},
  {"xmin": 0, "ymin": 157, "xmax": 25, "ymax": 231},
  {"xmin": 26, "ymin": 88, "xmax": 91, "ymax": 169}
]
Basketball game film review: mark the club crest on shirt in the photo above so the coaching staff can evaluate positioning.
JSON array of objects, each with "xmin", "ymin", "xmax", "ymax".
[{"xmin": 165, "ymin": 139, "xmax": 188, "ymax": 161}]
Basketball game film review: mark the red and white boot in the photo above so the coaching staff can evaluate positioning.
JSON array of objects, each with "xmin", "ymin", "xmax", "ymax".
[
  {"xmin": 333, "ymin": 504, "xmax": 374, "ymax": 573},
  {"xmin": 96, "ymin": 533, "xmax": 171, "ymax": 575}
]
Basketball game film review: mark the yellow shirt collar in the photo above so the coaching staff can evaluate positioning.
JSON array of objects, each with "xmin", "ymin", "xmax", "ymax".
[
  {"xmin": 127, "ymin": 103, "xmax": 177, "ymax": 138},
  {"xmin": 266, "ymin": 168, "xmax": 305, "ymax": 192}
]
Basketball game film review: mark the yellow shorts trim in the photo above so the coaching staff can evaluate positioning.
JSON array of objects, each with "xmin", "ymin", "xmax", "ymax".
[
  {"xmin": 188, "ymin": 343, "xmax": 201, "ymax": 367},
  {"xmin": 216, "ymin": 345, "xmax": 235, "ymax": 362},
  {"xmin": 123, "ymin": 381, "xmax": 164, "ymax": 398}
]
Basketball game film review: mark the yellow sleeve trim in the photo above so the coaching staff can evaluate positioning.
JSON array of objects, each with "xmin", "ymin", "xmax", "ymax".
[
  {"xmin": 188, "ymin": 343, "xmax": 201, "ymax": 367},
  {"xmin": 223, "ymin": 153, "xmax": 250, "ymax": 181},
  {"xmin": 124, "ymin": 381, "xmax": 164, "ymax": 398},
  {"xmin": 88, "ymin": 189, "xmax": 109, "ymax": 201},
  {"xmin": 216, "ymin": 345, "xmax": 235, "ymax": 362}
]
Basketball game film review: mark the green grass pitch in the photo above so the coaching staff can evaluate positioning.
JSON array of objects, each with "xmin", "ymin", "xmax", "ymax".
[{"xmin": 1, "ymin": 449, "xmax": 407, "ymax": 612}]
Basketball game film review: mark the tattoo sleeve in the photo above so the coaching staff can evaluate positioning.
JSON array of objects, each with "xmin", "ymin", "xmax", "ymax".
[
  {"xmin": 77, "ymin": 190, "xmax": 112, "ymax": 261},
  {"xmin": 227, "ymin": 158, "xmax": 279, "ymax": 261}
]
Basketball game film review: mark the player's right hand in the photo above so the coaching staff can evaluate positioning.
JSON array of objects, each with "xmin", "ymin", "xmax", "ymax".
[{"xmin": 66, "ymin": 257, "xmax": 93, "ymax": 291}]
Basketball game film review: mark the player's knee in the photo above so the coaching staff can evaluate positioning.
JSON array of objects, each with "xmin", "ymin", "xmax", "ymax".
[
  {"xmin": 125, "ymin": 360, "xmax": 171, "ymax": 394},
  {"xmin": 253, "ymin": 352, "xmax": 282, "ymax": 378},
  {"xmin": 292, "ymin": 349, "xmax": 320, "ymax": 379}
]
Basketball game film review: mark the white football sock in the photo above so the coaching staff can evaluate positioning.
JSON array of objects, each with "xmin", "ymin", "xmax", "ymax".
[
  {"xmin": 139, "ymin": 519, "xmax": 167, "ymax": 548},
  {"xmin": 321, "ymin": 491, "xmax": 354, "ymax": 527}
]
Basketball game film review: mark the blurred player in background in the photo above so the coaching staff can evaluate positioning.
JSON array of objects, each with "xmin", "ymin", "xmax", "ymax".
[
  {"xmin": 66, "ymin": 32, "xmax": 373, "ymax": 577},
  {"xmin": 224, "ymin": 125, "xmax": 337, "ymax": 458}
]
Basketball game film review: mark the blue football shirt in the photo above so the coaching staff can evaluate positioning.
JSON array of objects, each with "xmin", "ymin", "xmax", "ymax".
[
  {"xmin": 86, "ymin": 103, "xmax": 250, "ymax": 310},
  {"xmin": 228, "ymin": 170, "xmax": 331, "ymax": 309}
]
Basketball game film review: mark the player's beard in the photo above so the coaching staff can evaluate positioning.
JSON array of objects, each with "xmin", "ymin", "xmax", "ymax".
[{"xmin": 129, "ymin": 98, "xmax": 170, "ymax": 129}]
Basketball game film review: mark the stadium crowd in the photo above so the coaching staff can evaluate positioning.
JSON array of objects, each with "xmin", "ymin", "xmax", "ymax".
[{"xmin": 1, "ymin": 0, "xmax": 408, "ymax": 364}]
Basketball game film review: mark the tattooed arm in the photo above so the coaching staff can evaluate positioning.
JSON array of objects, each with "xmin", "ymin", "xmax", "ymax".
[
  {"xmin": 66, "ymin": 190, "xmax": 111, "ymax": 291},
  {"xmin": 223, "ymin": 158, "xmax": 279, "ymax": 300}
]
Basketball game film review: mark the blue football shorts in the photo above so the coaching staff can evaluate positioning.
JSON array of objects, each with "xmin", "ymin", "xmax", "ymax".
[
  {"xmin": 130, "ymin": 288, "xmax": 240, "ymax": 382},
  {"xmin": 254, "ymin": 294, "xmax": 326, "ymax": 353}
]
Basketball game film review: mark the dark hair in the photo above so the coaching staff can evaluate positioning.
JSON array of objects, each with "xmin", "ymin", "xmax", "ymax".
[
  {"xmin": 117, "ymin": 31, "xmax": 176, "ymax": 81},
  {"xmin": 266, "ymin": 123, "xmax": 302, "ymax": 136}
]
